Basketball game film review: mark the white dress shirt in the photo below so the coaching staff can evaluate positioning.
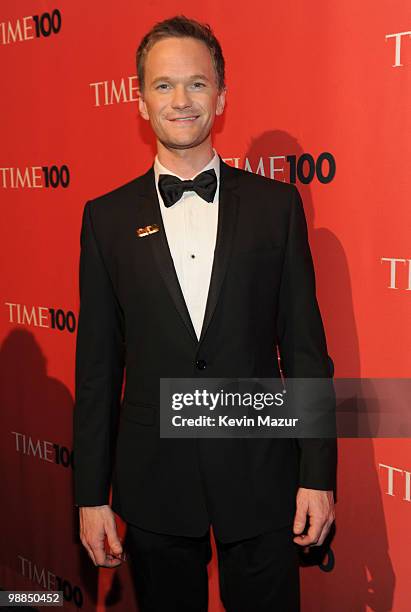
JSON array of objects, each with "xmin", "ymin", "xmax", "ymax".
[{"xmin": 153, "ymin": 149, "xmax": 220, "ymax": 341}]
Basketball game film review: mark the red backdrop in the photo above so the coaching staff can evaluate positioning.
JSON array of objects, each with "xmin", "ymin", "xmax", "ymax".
[{"xmin": 1, "ymin": 1, "xmax": 410, "ymax": 610}]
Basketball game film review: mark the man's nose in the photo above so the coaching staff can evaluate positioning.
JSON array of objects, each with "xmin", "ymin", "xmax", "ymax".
[{"xmin": 171, "ymin": 84, "xmax": 191, "ymax": 109}]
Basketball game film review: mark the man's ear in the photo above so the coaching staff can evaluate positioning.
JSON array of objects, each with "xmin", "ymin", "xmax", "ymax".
[
  {"xmin": 215, "ymin": 87, "xmax": 227, "ymax": 115},
  {"xmin": 216, "ymin": 86, "xmax": 227, "ymax": 117},
  {"xmin": 138, "ymin": 89, "xmax": 149, "ymax": 121}
]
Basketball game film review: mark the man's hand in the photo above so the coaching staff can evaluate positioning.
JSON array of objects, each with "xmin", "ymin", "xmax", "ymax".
[
  {"xmin": 79, "ymin": 505, "xmax": 125, "ymax": 567},
  {"xmin": 293, "ymin": 487, "xmax": 335, "ymax": 553}
]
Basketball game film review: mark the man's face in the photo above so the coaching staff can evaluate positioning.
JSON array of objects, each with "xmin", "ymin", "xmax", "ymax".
[{"xmin": 138, "ymin": 36, "xmax": 226, "ymax": 150}]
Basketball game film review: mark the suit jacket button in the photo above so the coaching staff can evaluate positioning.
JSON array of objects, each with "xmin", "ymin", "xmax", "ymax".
[{"xmin": 196, "ymin": 359, "xmax": 207, "ymax": 370}]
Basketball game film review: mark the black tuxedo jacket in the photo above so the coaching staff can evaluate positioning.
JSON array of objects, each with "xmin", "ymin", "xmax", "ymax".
[{"xmin": 73, "ymin": 157, "xmax": 337, "ymax": 543}]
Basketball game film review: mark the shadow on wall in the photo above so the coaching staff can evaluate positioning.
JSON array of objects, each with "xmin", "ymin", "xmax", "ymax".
[
  {"xmin": 0, "ymin": 329, "xmax": 136, "ymax": 610},
  {"xmin": 242, "ymin": 130, "xmax": 394, "ymax": 612}
]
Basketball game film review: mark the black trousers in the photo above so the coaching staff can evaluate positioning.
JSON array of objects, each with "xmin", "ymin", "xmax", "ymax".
[{"xmin": 124, "ymin": 522, "xmax": 300, "ymax": 611}]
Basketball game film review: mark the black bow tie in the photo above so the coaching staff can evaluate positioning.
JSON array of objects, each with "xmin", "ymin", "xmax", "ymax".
[{"xmin": 158, "ymin": 168, "xmax": 217, "ymax": 208}]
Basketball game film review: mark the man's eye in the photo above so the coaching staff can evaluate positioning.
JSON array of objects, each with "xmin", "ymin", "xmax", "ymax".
[
  {"xmin": 156, "ymin": 83, "xmax": 170, "ymax": 90},
  {"xmin": 192, "ymin": 82, "xmax": 206, "ymax": 88}
]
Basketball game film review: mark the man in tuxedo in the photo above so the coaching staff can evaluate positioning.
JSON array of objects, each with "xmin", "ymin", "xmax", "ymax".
[{"xmin": 73, "ymin": 15, "xmax": 337, "ymax": 612}]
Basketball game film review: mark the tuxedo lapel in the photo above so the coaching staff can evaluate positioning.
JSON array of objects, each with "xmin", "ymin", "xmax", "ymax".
[
  {"xmin": 133, "ymin": 158, "xmax": 240, "ymax": 347},
  {"xmin": 198, "ymin": 159, "xmax": 240, "ymax": 344},
  {"xmin": 135, "ymin": 166, "xmax": 198, "ymax": 344}
]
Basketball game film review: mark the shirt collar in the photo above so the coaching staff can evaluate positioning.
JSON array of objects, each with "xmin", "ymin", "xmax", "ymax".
[{"xmin": 154, "ymin": 148, "xmax": 220, "ymax": 204}]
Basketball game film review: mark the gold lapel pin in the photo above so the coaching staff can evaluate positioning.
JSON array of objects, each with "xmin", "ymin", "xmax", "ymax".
[{"xmin": 136, "ymin": 224, "xmax": 160, "ymax": 238}]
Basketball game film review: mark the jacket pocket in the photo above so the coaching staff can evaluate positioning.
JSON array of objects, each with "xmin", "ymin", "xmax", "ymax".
[
  {"xmin": 231, "ymin": 245, "xmax": 282, "ymax": 260},
  {"xmin": 120, "ymin": 400, "xmax": 156, "ymax": 426}
]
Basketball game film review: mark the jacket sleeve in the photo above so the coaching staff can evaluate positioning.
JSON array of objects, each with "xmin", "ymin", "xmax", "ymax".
[
  {"xmin": 275, "ymin": 185, "xmax": 337, "ymax": 493},
  {"xmin": 73, "ymin": 200, "xmax": 125, "ymax": 506}
]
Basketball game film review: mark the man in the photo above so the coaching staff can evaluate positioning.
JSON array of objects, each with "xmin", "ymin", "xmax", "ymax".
[{"xmin": 73, "ymin": 15, "xmax": 337, "ymax": 612}]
